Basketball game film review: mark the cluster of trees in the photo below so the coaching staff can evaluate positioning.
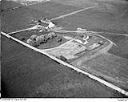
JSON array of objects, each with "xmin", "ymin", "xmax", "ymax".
[{"xmin": 26, "ymin": 32, "xmax": 57, "ymax": 47}]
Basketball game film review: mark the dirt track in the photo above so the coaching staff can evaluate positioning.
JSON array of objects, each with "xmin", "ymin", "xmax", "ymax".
[{"xmin": 51, "ymin": 5, "xmax": 97, "ymax": 20}]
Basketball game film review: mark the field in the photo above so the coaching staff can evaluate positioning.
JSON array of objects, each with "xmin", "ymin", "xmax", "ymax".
[
  {"xmin": 1, "ymin": 0, "xmax": 128, "ymax": 97},
  {"xmin": 54, "ymin": 5, "xmax": 128, "ymax": 33},
  {"xmin": 99, "ymin": 33, "xmax": 128, "ymax": 59},
  {"xmin": 72, "ymin": 53, "xmax": 128, "ymax": 90},
  {"xmin": 1, "ymin": 0, "xmax": 22, "ymax": 10}
]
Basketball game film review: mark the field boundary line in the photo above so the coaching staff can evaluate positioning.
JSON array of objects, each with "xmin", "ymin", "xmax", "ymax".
[
  {"xmin": 50, "ymin": 5, "xmax": 97, "ymax": 21},
  {"xmin": 1, "ymin": 31, "xmax": 128, "ymax": 96}
]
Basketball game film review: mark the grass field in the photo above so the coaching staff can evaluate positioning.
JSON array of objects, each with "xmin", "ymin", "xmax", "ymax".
[
  {"xmin": 28, "ymin": 1, "xmax": 80, "ymax": 19},
  {"xmin": 99, "ymin": 33, "xmax": 128, "ymax": 59},
  {"xmin": 1, "ymin": 0, "xmax": 22, "ymax": 10},
  {"xmin": 54, "ymin": 5, "xmax": 128, "ymax": 34},
  {"xmin": 74, "ymin": 53, "xmax": 128, "ymax": 90},
  {"xmin": 1, "ymin": 6, "xmax": 49, "ymax": 33}
]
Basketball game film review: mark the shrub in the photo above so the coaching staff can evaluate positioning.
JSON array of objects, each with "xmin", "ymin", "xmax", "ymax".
[
  {"xmin": 19, "ymin": 36, "xmax": 26, "ymax": 41},
  {"xmin": 26, "ymin": 39, "xmax": 36, "ymax": 46},
  {"xmin": 57, "ymin": 37, "xmax": 62, "ymax": 42},
  {"xmin": 30, "ymin": 35, "xmax": 38, "ymax": 41}
]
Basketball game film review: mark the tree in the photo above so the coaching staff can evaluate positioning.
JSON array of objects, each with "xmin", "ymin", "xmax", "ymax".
[
  {"xmin": 57, "ymin": 37, "xmax": 62, "ymax": 42},
  {"xmin": 39, "ymin": 35, "xmax": 46, "ymax": 43},
  {"xmin": 26, "ymin": 39, "xmax": 36, "ymax": 46},
  {"xmin": 30, "ymin": 35, "xmax": 37, "ymax": 41},
  {"xmin": 36, "ymin": 36, "xmax": 42, "ymax": 45},
  {"xmin": 19, "ymin": 36, "xmax": 25, "ymax": 41},
  {"xmin": 47, "ymin": 32, "xmax": 54, "ymax": 39}
]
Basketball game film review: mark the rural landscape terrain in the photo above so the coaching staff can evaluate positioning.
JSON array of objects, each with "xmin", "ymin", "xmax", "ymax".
[{"xmin": 1, "ymin": 0, "xmax": 128, "ymax": 97}]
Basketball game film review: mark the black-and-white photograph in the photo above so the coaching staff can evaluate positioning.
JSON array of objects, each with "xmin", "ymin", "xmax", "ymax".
[{"xmin": 1, "ymin": 0, "xmax": 128, "ymax": 98}]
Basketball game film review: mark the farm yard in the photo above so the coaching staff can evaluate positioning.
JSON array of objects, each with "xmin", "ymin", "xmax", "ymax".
[{"xmin": 1, "ymin": 0, "xmax": 128, "ymax": 97}]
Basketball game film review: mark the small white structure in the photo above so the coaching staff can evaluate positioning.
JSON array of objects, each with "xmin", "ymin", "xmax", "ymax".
[
  {"xmin": 83, "ymin": 35, "xmax": 89, "ymax": 44},
  {"xmin": 47, "ymin": 22, "xmax": 55, "ymax": 29},
  {"xmin": 45, "ymin": 21, "xmax": 55, "ymax": 30},
  {"xmin": 88, "ymin": 43, "xmax": 100, "ymax": 50},
  {"xmin": 77, "ymin": 28, "xmax": 87, "ymax": 32}
]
